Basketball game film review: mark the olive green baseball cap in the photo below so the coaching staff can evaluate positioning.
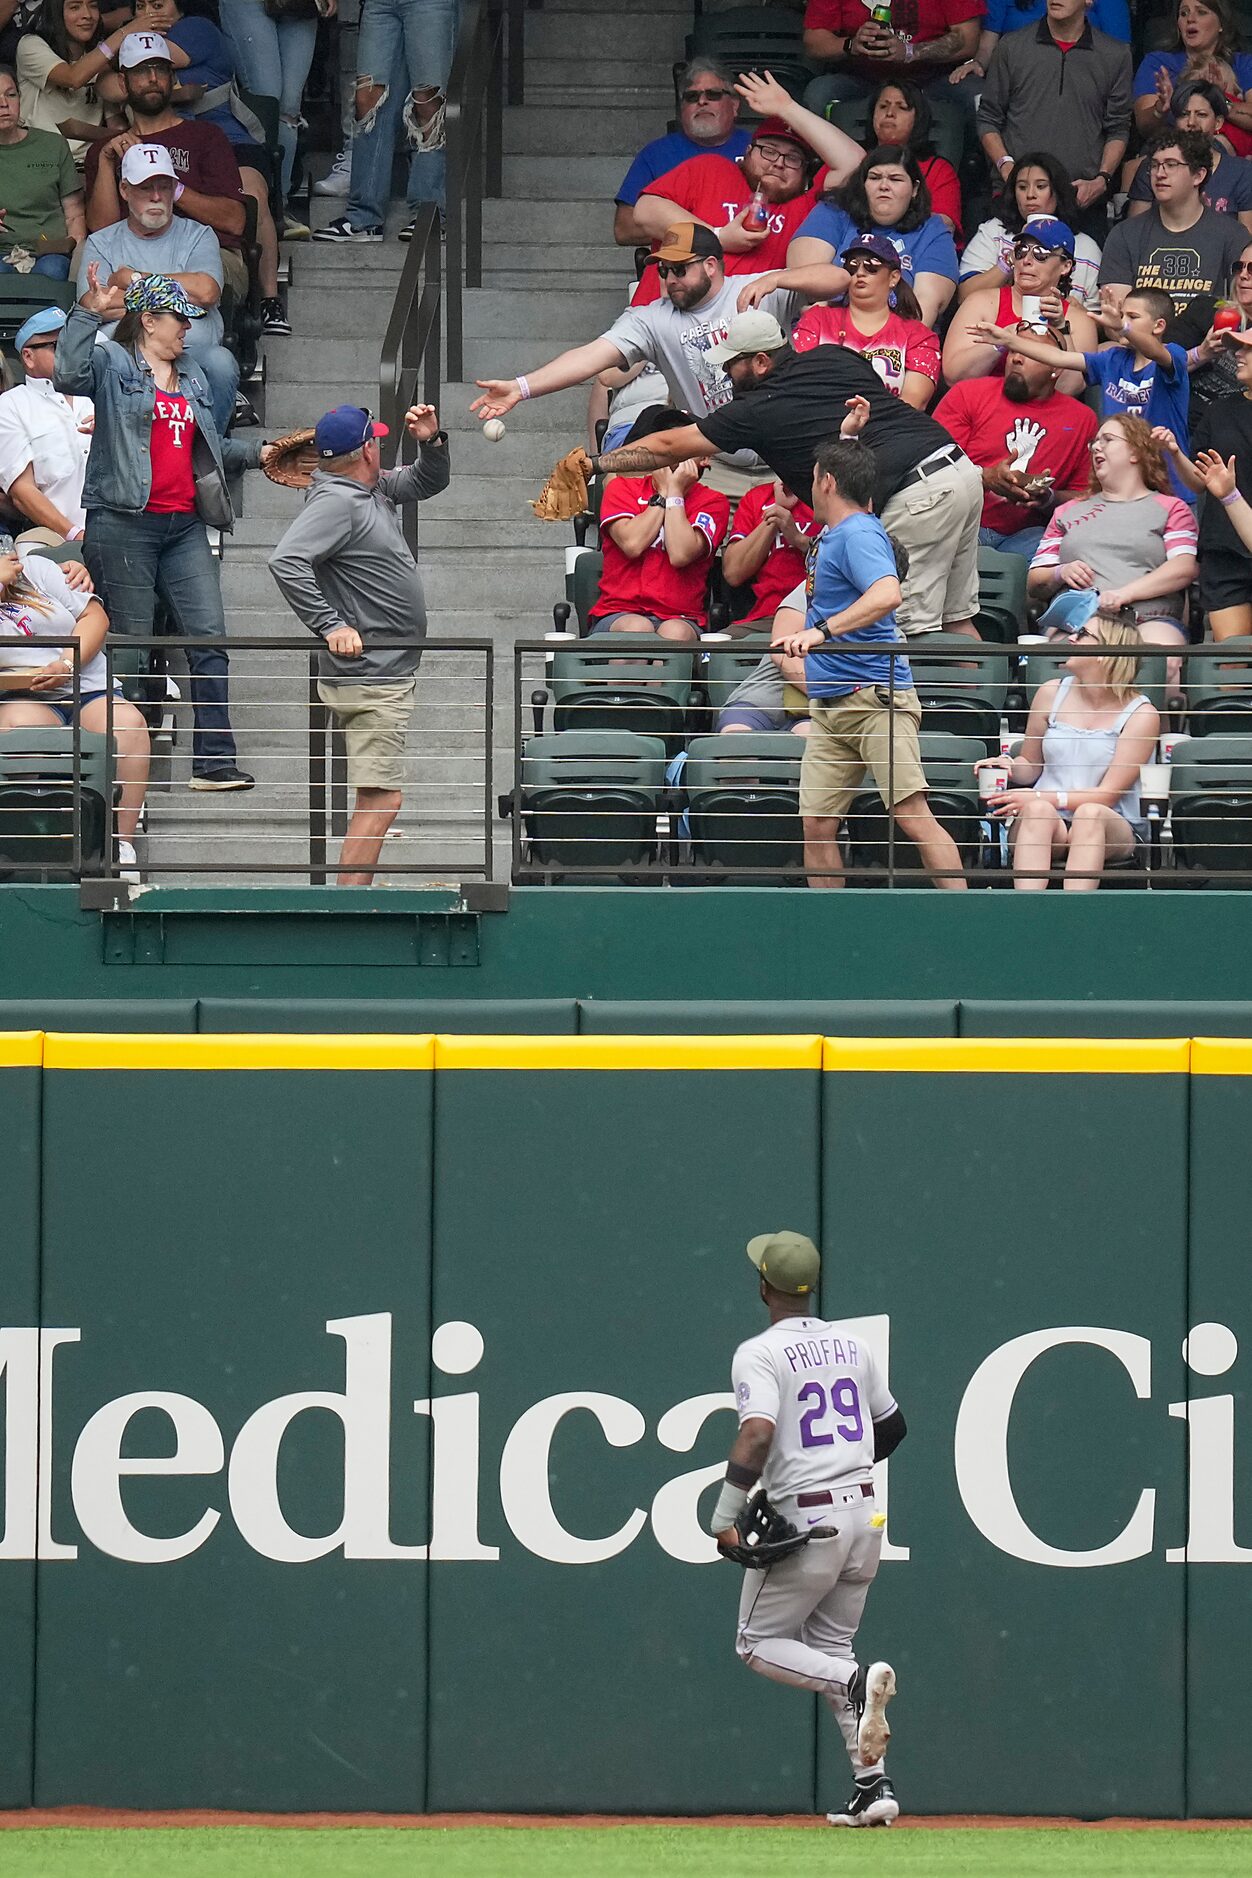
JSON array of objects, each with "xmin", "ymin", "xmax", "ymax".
[{"xmin": 746, "ymin": 1230, "xmax": 821, "ymax": 1295}]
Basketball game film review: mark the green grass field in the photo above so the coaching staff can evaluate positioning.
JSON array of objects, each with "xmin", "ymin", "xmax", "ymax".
[{"xmin": 1, "ymin": 1828, "xmax": 1250, "ymax": 1878}]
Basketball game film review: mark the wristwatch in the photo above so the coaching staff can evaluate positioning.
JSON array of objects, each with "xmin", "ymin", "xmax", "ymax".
[
  {"xmin": 1097, "ymin": 170, "xmax": 1115, "ymax": 191},
  {"xmin": 647, "ymin": 493, "xmax": 665, "ymax": 508}
]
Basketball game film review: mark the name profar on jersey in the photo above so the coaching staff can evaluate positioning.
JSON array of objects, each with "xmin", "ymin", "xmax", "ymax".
[{"xmin": 731, "ymin": 1315, "xmax": 897, "ymax": 1510}]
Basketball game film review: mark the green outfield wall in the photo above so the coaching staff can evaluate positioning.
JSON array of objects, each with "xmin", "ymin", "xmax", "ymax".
[{"xmin": 1, "ymin": 1033, "xmax": 1250, "ymax": 1818}]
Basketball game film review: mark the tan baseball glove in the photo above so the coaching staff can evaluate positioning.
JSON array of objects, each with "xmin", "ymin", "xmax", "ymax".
[
  {"xmin": 262, "ymin": 427, "xmax": 319, "ymax": 490},
  {"xmin": 532, "ymin": 446, "xmax": 593, "ymax": 521}
]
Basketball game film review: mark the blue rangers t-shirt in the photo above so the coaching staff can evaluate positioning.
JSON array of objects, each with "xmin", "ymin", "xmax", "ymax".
[
  {"xmin": 790, "ymin": 202, "xmax": 959, "ymax": 285},
  {"xmin": 615, "ymin": 128, "xmax": 751, "ymax": 206},
  {"xmin": 803, "ymin": 512, "xmax": 912, "ymax": 701},
  {"xmin": 1082, "ymin": 341, "xmax": 1192, "ymax": 501}
]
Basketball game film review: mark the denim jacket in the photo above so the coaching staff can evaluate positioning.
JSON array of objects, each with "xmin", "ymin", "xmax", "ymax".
[{"xmin": 53, "ymin": 305, "xmax": 263, "ymax": 522}]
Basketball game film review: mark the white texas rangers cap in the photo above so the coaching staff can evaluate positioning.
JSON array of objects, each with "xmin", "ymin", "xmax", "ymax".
[
  {"xmin": 120, "ymin": 143, "xmax": 177, "ymax": 186},
  {"xmin": 118, "ymin": 30, "xmax": 174, "ymax": 67},
  {"xmin": 746, "ymin": 1231, "xmax": 820, "ymax": 1295}
]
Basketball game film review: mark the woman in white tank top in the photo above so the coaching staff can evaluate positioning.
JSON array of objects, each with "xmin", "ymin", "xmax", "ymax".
[{"xmin": 976, "ymin": 610, "xmax": 1162, "ymax": 889}]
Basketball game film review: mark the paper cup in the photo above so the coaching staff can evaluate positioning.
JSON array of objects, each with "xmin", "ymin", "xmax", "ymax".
[
  {"xmin": 1160, "ymin": 734, "xmax": 1181, "ymax": 764},
  {"xmin": 979, "ymin": 764, "xmax": 1010, "ymax": 801},
  {"xmin": 1141, "ymin": 763, "xmax": 1171, "ymax": 800},
  {"xmin": 1020, "ymin": 295, "xmax": 1043, "ymax": 325}
]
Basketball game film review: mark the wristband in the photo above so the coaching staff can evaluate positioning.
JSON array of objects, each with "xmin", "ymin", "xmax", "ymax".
[
  {"xmin": 710, "ymin": 1481, "xmax": 749, "ymax": 1536},
  {"xmin": 1055, "ymin": 790, "xmax": 1068, "ymax": 810},
  {"xmin": 515, "ymin": 374, "xmax": 531, "ymax": 400},
  {"xmin": 1220, "ymin": 491, "xmax": 1242, "ymax": 506},
  {"xmin": 996, "ymin": 154, "xmax": 1013, "ymax": 173},
  {"xmin": 96, "ymin": 39, "xmax": 113, "ymax": 57},
  {"xmin": 664, "ymin": 495, "xmax": 684, "ymax": 508}
]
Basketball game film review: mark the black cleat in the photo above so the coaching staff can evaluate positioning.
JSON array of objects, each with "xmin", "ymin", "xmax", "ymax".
[{"xmin": 827, "ymin": 1773, "xmax": 899, "ymax": 1828}]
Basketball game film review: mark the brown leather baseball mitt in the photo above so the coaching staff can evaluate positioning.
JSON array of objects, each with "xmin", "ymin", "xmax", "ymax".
[
  {"xmin": 532, "ymin": 446, "xmax": 592, "ymax": 521},
  {"xmin": 263, "ymin": 427, "xmax": 318, "ymax": 489}
]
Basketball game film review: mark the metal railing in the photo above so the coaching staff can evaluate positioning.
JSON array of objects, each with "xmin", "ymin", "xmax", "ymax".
[
  {"xmin": 509, "ymin": 636, "xmax": 1252, "ymax": 889},
  {"xmin": 28, "ymin": 634, "xmax": 497, "ymax": 886},
  {"xmin": 378, "ymin": 0, "xmax": 525, "ymax": 478}
]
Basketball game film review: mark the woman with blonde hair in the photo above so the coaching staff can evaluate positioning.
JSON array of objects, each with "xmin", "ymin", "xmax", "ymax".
[{"xmin": 977, "ymin": 609, "xmax": 1161, "ymax": 889}]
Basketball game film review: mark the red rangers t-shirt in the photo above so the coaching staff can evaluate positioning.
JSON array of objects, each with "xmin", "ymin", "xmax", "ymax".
[
  {"xmin": 147, "ymin": 390, "xmax": 197, "ymax": 514},
  {"xmin": 803, "ymin": 0, "xmax": 983, "ymax": 79},
  {"xmin": 791, "ymin": 304, "xmax": 941, "ymax": 400},
  {"xmin": 933, "ymin": 378, "xmax": 1098, "ymax": 535},
  {"xmin": 631, "ymin": 152, "xmax": 829, "ymax": 306},
  {"xmin": 591, "ymin": 477, "xmax": 731, "ymax": 627},
  {"xmin": 727, "ymin": 483, "xmax": 821, "ymax": 621}
]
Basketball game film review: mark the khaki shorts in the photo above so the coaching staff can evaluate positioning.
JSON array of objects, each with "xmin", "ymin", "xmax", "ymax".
[
  {"xmin": 221, "ymin": 247, "xmax": 249, "ymax": 301},
  {"xmin": 317, "ymin": 676, "xmax": 416, "ymax": 791},
  {"xmin": 880, "ymin": 455, "xmax": 983, "ymax": 638},
  {"xmin": 799, "ymin": 686, "xmax": 926, "ymax": 820}
]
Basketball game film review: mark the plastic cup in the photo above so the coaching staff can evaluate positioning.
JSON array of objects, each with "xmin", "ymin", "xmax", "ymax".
[
  {"xmin": 1141, "ymin": 763, "xmax": 1170, "ymax": 800},
  {"xmin": 979, "ymin": 764, "xmax": 1010, "ymax": 801},
  {"xmin": 1020, "ymin": 295, "xmax": 1043, "ymax": 326},
  {"xmin": 1160, "ymin": 734, "xmax": 1180, "ymax": 763}
]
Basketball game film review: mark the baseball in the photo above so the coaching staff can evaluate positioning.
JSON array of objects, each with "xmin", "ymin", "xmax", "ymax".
[{"xmin": 483, "ymin": 418, "xmax": 506, "ymax": 442}]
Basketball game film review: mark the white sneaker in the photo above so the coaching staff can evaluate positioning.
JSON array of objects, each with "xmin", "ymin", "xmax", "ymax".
[
  {"xmin": 116, "ymin": 839, "xmax": 140, "ymax": 882},
  {"xmin": 312, "ymin": 216, "xmax": 383, "ymax": 244},
  {"xmin": 313, "ymin": 147, "xmax": 351, "ymax": 195},
  {"xmin": 857, "ymin": 1661, "xmax": 896, "ymax": 1766}
]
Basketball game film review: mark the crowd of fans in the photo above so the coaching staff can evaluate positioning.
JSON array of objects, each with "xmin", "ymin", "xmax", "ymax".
[{"xmin": 473, "ymin": 0, "xmax": 1252, "ymax": 885}]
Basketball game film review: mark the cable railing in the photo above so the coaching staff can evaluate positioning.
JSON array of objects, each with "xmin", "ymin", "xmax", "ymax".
[
  {"xmin": 0, "ymin": 635, "xmax": 495, "ymax": 888},
  {"xmin": 508, "ymin": 636, "xmax": 1252, "ymax": 889}
]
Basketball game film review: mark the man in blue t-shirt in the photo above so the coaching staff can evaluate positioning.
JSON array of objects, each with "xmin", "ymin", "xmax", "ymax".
[
  {"xmin": 773, "ymin": 437, "xmax": 967, "ymax": 889},
  {"xmin": 614, "ymin": 59, "xmax": 751, "ymax": 246}
]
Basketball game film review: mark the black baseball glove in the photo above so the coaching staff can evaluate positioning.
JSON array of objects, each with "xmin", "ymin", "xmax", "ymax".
[{"xmin": 719, "ymin": 1489, "xmax": 812, "ymax": 1569}]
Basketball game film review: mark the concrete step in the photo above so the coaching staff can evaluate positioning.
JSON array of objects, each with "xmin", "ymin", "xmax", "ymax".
[
  {"xmin": 483, "ymin": 197, "xmax": 615, "ymax": 243},
  {"xmin": 527, "ymin": 14, "xmax": 685, "ymax": 58},
  {"xmin": 440, "ymin": 383, "xmax": 595, "ymax": 432},
  {"xmin": 503, "ymin": 104, "xmax": 659, "ymax": 156},
  {"xmin": 461, "ymin": 287, "xmax": 627, "ymax": 337},
  {"xmin": 222, "ymin": 552, "xmax": 562, "ymax": 612},
  {"xmin": 502, "ymin": 155, "xmax": 627, "ymax": 199},
  {"xmin": 232, "ymin": 507, "xmax": 564, "ymax": 550}
]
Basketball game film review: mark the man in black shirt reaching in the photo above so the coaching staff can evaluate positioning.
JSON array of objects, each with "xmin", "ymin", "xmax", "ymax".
[{"xmin": 585, "ymin": 311, "xmax": 984, "ymax": 637}]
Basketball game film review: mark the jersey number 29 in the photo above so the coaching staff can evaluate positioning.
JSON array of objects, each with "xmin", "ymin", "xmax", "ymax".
[{"xmin": 798, "ymin": 1378, "xmax": 864, "ymax": 1447}]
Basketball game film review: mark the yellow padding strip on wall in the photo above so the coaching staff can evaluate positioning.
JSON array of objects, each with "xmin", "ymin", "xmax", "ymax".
[
  {"xmin": 0, "ymin": 1031, "xmax": 43, "ymax": 1067},
  {"xmin": 1190, "ymin": 1038, "xmax": 1252, "ymax": 1076},
  {"xmin": 435, "ymin": 1035, "xmax": 825, "ymax": 1071},
  {"xmin": 822, "ymin": 1037, "xmax": 1192, "ymax": 1074},
  {"xmin": 42, "ymin": 1034, "xmax": 437, "ymax": 1071}
]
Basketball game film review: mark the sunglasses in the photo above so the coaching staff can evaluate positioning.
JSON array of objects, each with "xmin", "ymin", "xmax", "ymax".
[
  {"xmin": 1069, "ymin": 627, "xmax": 1099, "ymax": 643},
  {"xmin": 1234, "ymin": 260, "xmax": 1252, "ymax": 273},
  {"xmin": 1013, "ymin": 240, "xmax": 1060, "ymax": 262},
  {"xmin": 22, "ymin": 338, "xmax": 58, "ymax": 350},
  {"xmin": 657, "ymin": 259, "xmax": 701, "ymax": 279},
  {"xmin": 845, "ymin": 253, "xmax": 887, "ymax": 274},
  {"xmin": 682, "ymin": 87, "xmax": 731, "ymax": 103}
]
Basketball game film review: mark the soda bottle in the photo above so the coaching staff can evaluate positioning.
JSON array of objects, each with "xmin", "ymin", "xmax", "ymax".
[
  {"xmin": 747, "ymin": 186, "xmax": 769, "ymax": 230},
  {"xmin": 869, "ymin": 1, "xmax": 893, "ymax": 26}
]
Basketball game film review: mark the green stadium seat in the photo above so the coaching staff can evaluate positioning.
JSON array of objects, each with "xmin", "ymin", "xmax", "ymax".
[
  {"xmin": 1169, "ymin": 735, "xmax": 1252, "ymax": 880},
  {"xmin": 704, "ymin": 634, "xmax": 775, "ymax": 720},
  {"xmin": 975, "ymin": 546, "xmax": 1029, "ymax": 645},
  {"xmin": 516, "ymin": 728, "xmax": 668, "ymax": 882},
  {"xmin": 0, "ymin": 276, "xmax": 75, "ymax": 352},
  {"xmin": 685, "ymin": 7, "xmax": 812, "ymax": 102},
  {"xmin": 843, "ymin": 731, "xmax": 985, "ymax": 882},
  {"xmin": 681, "ymin": 731, "xmax": 804, "ymax": 883},
  {"xmin": 549, "ymin": 636, "xmax": 699, "ymax": 751},
  {"xmin": 905, "ymin": 634, "xmax": 1007, "ymax": 751},
  {"xmin": 1016, "ymin": 644, "xmax": 1171, "ymax": 723},
  {"xmin": 1185, "ymin": 638, "xmax": 1252, "ymax": 738},
  {"xmin": 0, "ymin": 728, "xmax": 111, "ymax": 880}
]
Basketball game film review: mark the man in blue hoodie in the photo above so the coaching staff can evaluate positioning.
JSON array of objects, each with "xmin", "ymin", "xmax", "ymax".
[{"xmin": 268, "ymin": 401, "xmax": 449, "ymax": 884}]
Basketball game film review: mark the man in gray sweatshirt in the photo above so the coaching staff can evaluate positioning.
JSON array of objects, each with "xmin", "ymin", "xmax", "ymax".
[{"xmin": 268, "ymin": 401, "xmax": 449, "ymax": 885}]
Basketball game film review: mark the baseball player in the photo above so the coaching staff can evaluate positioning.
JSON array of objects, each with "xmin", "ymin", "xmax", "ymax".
[{"xmin": 711, "ymin": 1230, "xmax": 908, "ymax": 1827}]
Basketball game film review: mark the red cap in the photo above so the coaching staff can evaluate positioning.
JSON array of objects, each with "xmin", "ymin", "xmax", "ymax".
[{"xmin": 752, "ymin": 116, "xmax": 805, "ymax": 144}]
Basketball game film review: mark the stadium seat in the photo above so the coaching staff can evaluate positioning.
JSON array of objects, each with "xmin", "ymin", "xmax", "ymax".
[
  {"xmin": 843, "ymin": 731, "xmax": 985, "ymax": 882},
  {"xmin": 1015, "ymin": 644, "xmax": 1171, "ymax": 723},
  {"xmin": 685, "ymin": 7, "xmax": 812, "ymax": 103},
  {"xmin": 681, "ymin": 731, "xmax": 804, "ymax": 882},
  {"xmin": 0, "ymin": 276, "xmax": 75, "ymax": 354},
  {"xmin": 1185, "ymin": 638, "xmax": 1252, "ymax": 737},
  {"xmin": 0, "ymin": 728, "xmax": 111, "ymax": 880},
  {"xmin": 549, "ymin": 637, "xmax": 700, "ymax": 750},
  {"xmin": 703, "ymin": 634, "xmax": 775, "ymax": 720},
  {"xmin": 906, "ymin": 635, "xmax": 1007, "ymax": 751},
  {"xmin": 826, "ymin": 95, "xmax": 965, "ymax": 172},
  {"xmin": 974, "ymin": 546, "xmax": 1028, "ymax": 645},
  {"xmin": 1169, "ymin": 735, "xmax": 1252, "ymax": 880},
  {"xmin": 516, "ymin": 728, "xmax": 668, "ymax": 882}
]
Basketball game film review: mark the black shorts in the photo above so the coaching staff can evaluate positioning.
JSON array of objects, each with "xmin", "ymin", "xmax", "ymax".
[
  {"xmin": 231, "ymin": 141, "xmax": 272, "ymax": 181},
  {"xmin": 1200, "ymin": 545, "xmax": 1252, "ymax": 617}
]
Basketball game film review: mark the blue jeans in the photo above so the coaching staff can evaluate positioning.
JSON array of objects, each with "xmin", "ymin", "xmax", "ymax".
[
  {"xmin": 0, "ymin": 253, "xmax": 71, "ymax": 279},
  {"xmin": 346, "ymin": 0, "xmax": 459, "ymax": 228},
  {"xmin": 979, "ymin": 522, "xmax": 1047, "ymax": 561},
  {"xmin": 218, "ymin": 0, "xmax": 318, "ymax": 199},
  {"xmin": 84, "ymin": 508, "xmax": 238, "ymax": 772},
  {"xmin": 184, "ymin": 342, "xmax": 240, "ymax": 438}
]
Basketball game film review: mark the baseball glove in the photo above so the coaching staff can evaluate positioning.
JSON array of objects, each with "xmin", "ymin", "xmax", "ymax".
[
  {"xmin": 532, "ymin": 445, "xmax": 592, "ymax": 521},
  {"xmin": 720, "ymin": 1490, "xmax": 812, "ymax": 1570},
  {"xmin": 262, "ymin": 427, "xmax": 318, "ymax": 490}
]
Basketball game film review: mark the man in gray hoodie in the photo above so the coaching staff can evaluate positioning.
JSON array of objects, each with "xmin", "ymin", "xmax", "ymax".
[{"xmin": 268, "ymin": 401, "xmax": 449, "ymax": 884}]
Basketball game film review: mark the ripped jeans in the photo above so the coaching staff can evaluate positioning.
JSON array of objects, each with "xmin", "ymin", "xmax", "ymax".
[
  {"xmin": 344, "ymin": 0, "xmax": 460, "ymax": 228},
  {"xmin": 218, "ymin": 0, "xmax": 318, "ymax": 200}
]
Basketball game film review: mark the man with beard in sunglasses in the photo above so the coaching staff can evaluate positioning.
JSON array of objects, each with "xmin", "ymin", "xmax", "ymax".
[{"xmin": 935, "ymin": 325, "xmax": 1098, "ymax": 559}]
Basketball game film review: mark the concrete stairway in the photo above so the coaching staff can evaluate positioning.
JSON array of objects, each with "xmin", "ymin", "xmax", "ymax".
[{"xmin": 142, "ymin": 0, "xmax": 692, "ymax": 882}]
